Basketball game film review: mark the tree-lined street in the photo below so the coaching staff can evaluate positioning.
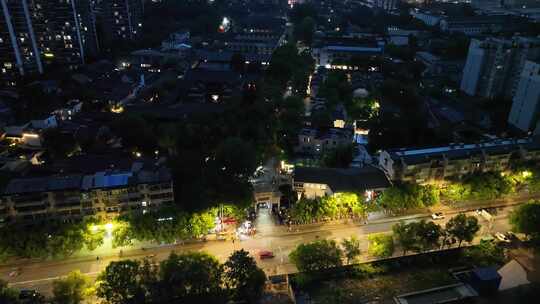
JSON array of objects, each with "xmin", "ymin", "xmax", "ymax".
[{"xmin": 1, "ymin": 201, "xmax": 518, "ymax": 296}]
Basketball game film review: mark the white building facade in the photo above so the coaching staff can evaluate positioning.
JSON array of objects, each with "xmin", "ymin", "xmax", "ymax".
[{"xmin": 509, "ymin": 61, "xmax": 540, "ymax": 133}]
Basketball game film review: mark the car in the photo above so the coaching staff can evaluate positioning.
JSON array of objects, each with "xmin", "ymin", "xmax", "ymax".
[
  {"xmin": 505, "ymin": 231, "xmax": 518, "ymax": 241},
  {"xmin": 19, "ymin": 289, "xmax": 39, "ymax": 299},
  {"xmin": 431, "ymin": 212, "xmax": 445, "ymax": 220},
  {"xmin": 480, "ymin": 235, "xmax": 495, "ymax": 243},
  {"xmin": 258, "ymin": 250, "xmax": 275, "ymax": 259},
  {"xmin": 475, "ymin": 209, "xmax": 483, "ymax": 216},
  {"xmin": 494, "ymin": 232, "xmax": 511, "ymax": 243}
]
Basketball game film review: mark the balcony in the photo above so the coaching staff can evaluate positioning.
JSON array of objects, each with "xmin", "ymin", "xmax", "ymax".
[
  {"xmin": 14, "ymin": 204, "xmax": 48, "ymax": 213},
  {"xmin": 12, "ymin": 193, "xmax": 47, "ymax": 205},
  {"xmin": 55, "ymin": 201, "xmax": 82, "ymax": 210},
  {"xmin": 150, "ymin": 192, "xmax": 173, "ymax": 201}
]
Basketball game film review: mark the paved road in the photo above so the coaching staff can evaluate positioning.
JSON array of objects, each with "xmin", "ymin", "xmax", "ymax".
[{"xmin": 1, "ymin": 204, "xmax": 515, "ymax": 297}]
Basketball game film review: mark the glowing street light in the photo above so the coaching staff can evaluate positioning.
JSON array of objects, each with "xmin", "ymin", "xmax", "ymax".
[
  {"xmin": 105, "ymin": 223, "xmax": 114, "ymax": 232},
  {"xmin": 522, "ymin": 171, "xmax": 532, "ymax": 178}
]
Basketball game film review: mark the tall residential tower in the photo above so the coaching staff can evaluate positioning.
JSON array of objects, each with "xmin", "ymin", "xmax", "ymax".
[
  {"xmin": 508, "ymin": 61, "xmax": 540, "ymax": 133},
  {"xmin": 460, "ymin": 36, "xmax": 540, "ymax": 100},
  {"xmin": 0, "ymin": 0, "xmax": 98, "ymax": 87},
  {"xmin": 98, "ymin": 0, "xmax": 144, "ymax": 45}
]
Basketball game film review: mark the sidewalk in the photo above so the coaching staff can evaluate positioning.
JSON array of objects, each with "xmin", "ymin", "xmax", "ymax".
[
  {"xmin": 261, "ymin": 193, "xmax": 538, "ymax": 238},
  {"xmin": 2, "ymin": 193, "xmax": 536, "ymax": 269}
]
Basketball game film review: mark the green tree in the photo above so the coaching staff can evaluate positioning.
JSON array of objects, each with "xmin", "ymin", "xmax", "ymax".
[
  {"xmin": 82, "ymin": 219, "xmax": 105, "ymax": 251},
  {"xmin": 0, "ymin": 279, "xmax": 19, "ymax": 304},
  {"xmin": 159, "ymin": 252, "xmax": 224, "ymax": 302},
  {"xmin": 215, "ymin": 137, "xmax": 258, "ymax": 178},
  {"xmin": 110, "ymin": 115, "xmax": 156, "ymax": 153},
  {"xmin": 445, "ymin": 214, "xmax": 480, "ymax": 247},
  {"xmin": 463, "ymin": 241, "xmax": 505, "ymax": 267},
  {"xmin": 294, "ymin": 16, "xmax": 315, "ymax": 45},
  {"xmin": 509, "ymin": 200, "xmax": 540, "ymax": 239},
  {"xmin": 322, "ymin": 144, "xmax": 354, "ymax": 168},
  {"xmin": 47, "ymin": 224, "xmax": 86, "ymax": 258},
  {"xmin": 188, "ymin": 211, "xmax": 215, "ymax": 238},
  {"xmin": 341, "ymin": 236, "xmax": 361, "ymax": 264},
  {"xmin": 465, "ymin": 172, "xmax": 514, "ymax": 200},
  {"xmin": 441, "ymin": 183, "xmax": 471, "ymax": 202},
  {"xmin": 96, "ymin": 260, "xmax": 146, "ymax": 304},
  {"xmin": 223, "ymin": 250, "xmax": 266, "ymax": 303},
  {"xmin": 349, "ymin": 97, "xmax": 380, "ymax": 120},
  {"xmin": 111, "ymin": 221, "xmax": 133, "ymax": 248},
  {"xmin": 379, "ymin": 183, "xmax": 440, "ymax": 213},
  {"xmin": 367, "ymin": 233, "xmax": 394, "ymax": 258},
  {"xmin": 414, "ymin": 220, "xmax": 443, "ymax": 252},
  {"xmin": 52, "ymin": 270, "xmax": 94, "ymax": 304},
  {"xmin": 420, "ymin": 185, "xmax": 440, "ymax": 207},
  {"xmin": 393, "ymin": 221, "xmax": 417, "ymax": 255},
  {"xmin": 156, "ymin": 124, "xmax": 179, "ymax": 156},
  {"xmin": 43, "ymin": 128, "xmax": 78, "ymax": 160},
  {"xmin": 289, "ymin": 240, "xmax": 343, "ymax": 273}
]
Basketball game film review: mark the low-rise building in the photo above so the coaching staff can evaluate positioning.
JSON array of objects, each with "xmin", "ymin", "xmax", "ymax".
[
  {"xmin": 312, "ymin": 36, "xmax": 384, "ymax": 68},
  {"xmin": 293, "ymin": 166, "xmax": 391, "ymax": 199},
  {"xmin": 378, "ymin": 138, "xmax": 540, "ymax": 183},
  {"xmin": 439, "ymin": 15, "xmax": 525, "ymax": 36},
  {"xmin": 181, "ymin": 68, "xmax": 246, "ymax": 104},
  {"xmin": 0, "ymin": 161, "xmax": 174, "ymax": 223},
  {"xmin": 410, "ymin": 9, "xmax": 445, "ymax": 26},
  {"xmin": 226, "ymin": 34, "xmax": 284, "ymax": 56},
  {"xmin": 297, "ymin": 127, "xmax": 354, "ymax": 155}
]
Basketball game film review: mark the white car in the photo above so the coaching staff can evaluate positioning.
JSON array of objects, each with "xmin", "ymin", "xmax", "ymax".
[
  {"xmin": 495, "ymin": 232, "xmax": 511, "ymax": 243},
  {"xmin": 431, "ymin": 212, "xmax": 445, "ymax": 220}
]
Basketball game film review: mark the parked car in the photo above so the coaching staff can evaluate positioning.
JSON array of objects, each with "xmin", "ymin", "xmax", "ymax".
[
  {"xmin": 19, "ymin": 289, "xmax": 40, "ymax": 300},
  {"xmin": 494, "ymin": 232, "xmax": 511, "ymax": 243},
  {"xmin": 431, "ymin": 212, "xmax": 445, "ymax": 220},
  {"xmin": 505, "ymin": 231, "xmax": 518, "ymax": 241},
  {"xmin": 480, "ymin": 235, "xmax": 495, "ymax": 243},
  {"xmin": 258, "ymin": 250, "xmax": 275, "ymax": 259}
]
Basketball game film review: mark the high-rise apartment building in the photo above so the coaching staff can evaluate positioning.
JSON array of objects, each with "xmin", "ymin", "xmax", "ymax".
[
  {"xmin": 0, "ymin": 0, "xmax": 98, "ymax": 87},
  {"xmin": 98, "ymin": 0, "xmax": 144, "ymax": 44},
  {"xmin": 508, "ymin": 61, "xmax": 540, "ymax": 133},
  {"xmin": 460, "ymin": 36, "xmax": 540, "ymax": 99}
]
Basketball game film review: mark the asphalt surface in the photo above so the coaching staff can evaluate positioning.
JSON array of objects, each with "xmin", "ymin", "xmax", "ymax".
[{"xmin": 0, "ymin": 203, "xmax": 516, "ymax": 297}]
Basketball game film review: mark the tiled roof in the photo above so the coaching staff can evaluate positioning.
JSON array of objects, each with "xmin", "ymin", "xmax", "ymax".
[{"xmin": 294, "ymin": 166, "xmax": 391, "ymax": 192}]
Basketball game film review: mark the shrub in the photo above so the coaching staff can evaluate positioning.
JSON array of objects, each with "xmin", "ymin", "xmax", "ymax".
[{"xmin": 367, "ymin": 233, "xmax": 394, "ymax": 258}]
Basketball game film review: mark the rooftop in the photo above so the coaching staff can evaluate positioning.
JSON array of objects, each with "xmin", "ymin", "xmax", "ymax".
[
  {"xmin": 3, "ymin": 160, "xmax": 172, "ymax": 195},
  {"xmin": 388, "ymin": 138, "xmax": 540, "ymax": 164},
  {"xmin": 294, "ymin": 166, "xmax": 391, "ymax": 192},
  {"xmin": 4, "ymin": 175, "xmax": 82, "ymax": 195}
]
